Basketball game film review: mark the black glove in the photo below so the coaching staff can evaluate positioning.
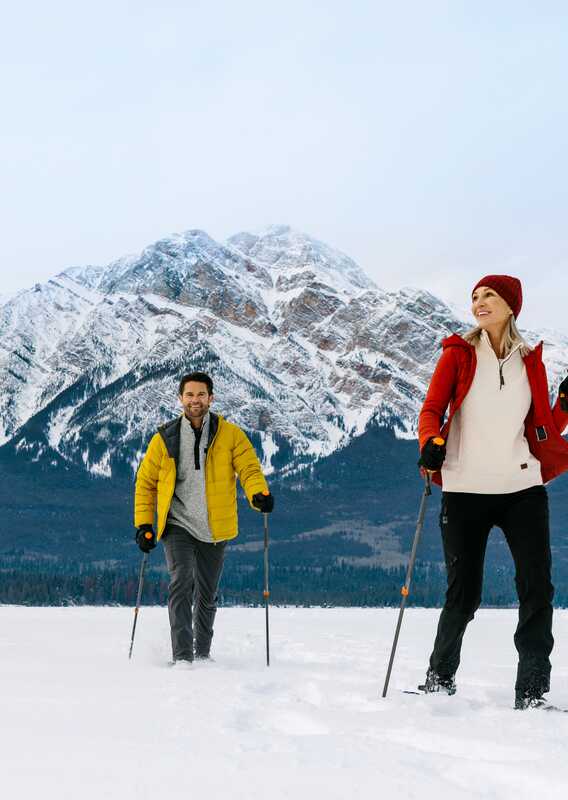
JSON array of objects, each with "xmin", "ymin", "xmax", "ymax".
[
  {"xmin": 136, "ymin": 524, "xmax": 157, "ymax": 553},
  {"xmin": 560, "ymin": 376, "xmax": 568, "ymax": 412},
  {"xmin": 418, "ymin": 437, "xmax": 446, "ymax": 471},
  {"xmin": 252, "ymin": 492, "xmax": 274, "ymax": 513}
]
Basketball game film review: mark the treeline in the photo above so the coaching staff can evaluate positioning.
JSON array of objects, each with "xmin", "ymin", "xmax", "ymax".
[{"xmin": 3, "ymin": 557, "xmax": 567, "ymax": 607}]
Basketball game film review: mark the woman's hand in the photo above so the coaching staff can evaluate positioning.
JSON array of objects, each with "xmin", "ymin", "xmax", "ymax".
[{"xmin": 419, "ymin": 437, "xmax": 447, "ymax": 471}]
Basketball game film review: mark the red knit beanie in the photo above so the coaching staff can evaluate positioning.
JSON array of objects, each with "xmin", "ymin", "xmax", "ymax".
[{"xmin": 471, "ymin": 274, "xmax": 523, "ymax": 319}]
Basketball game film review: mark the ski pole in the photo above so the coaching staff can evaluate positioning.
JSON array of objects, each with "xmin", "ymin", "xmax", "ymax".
[
  {"xmin": 128, "ymin": 551, "xmax": 149, "ymax": 660},
  {"xmin": 381, "ymin": 445, "xmax": 441, "ymax": 697},
  {"xmin": 262, "ymin": 491, "xmax": 271, "ymax": 667}
]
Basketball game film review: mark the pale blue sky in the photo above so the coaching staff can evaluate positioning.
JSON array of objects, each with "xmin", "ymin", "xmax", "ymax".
[{"xmin": 1, "ymin": 1, "xmax": 567, "ymax": 332}]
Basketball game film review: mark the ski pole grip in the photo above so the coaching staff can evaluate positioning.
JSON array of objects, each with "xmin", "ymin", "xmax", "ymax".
[
  {"xmin": 262, "ymin": 490, "xmax": 269, "ymax": 495},
  {"xmin": 432, "ymin": 437, "xmax": 445, "ymax": 446},
  {"xmin": 144, "ymin": 532, "xmax": 153, "ymax": 540}
]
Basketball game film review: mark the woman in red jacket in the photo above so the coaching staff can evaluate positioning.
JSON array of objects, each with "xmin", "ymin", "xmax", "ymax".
[{"xmin": 418, "ymin": 274, "xmax": 568, "ymax": 709}]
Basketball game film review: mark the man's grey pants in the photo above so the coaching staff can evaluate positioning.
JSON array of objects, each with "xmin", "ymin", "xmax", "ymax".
[{"xmin": 162, "ymin": 524, "xmax": 226, "ymax": 661}]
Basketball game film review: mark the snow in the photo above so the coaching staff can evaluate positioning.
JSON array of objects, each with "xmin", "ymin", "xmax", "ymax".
[
  {"xmin": 1, "ymin": 606, "xmax": 567, "ymax": 799},
  {"xmin": 258, "ymin": 431, "xmax": 279, "ymax": 474},
  {"xmin": 47, "ymin": 406, "xmax": 77, "ymax": 451},
  {"xmin": 0, "ymin": 291, "xmax": 17, "ymax": 306},
  {"xmin": 228, "ymin": 225, "xmax": 376, "ymax": 293}
]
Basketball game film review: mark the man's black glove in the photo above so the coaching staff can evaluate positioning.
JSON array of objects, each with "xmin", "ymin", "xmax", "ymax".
[
  {"xmin": 252, "ymin": 492, "xmax": 274, "ymax": 513},
  {"xmin": 136, "ymin": 524, "xmax": 157, "ymax": 553},
  {"xmin": 560, "ymin": 376, "xmax": 568, "ymax": 412},
  {"xmin": 418, "ymin": 437, "xmax": 447, "ymax": 471}
]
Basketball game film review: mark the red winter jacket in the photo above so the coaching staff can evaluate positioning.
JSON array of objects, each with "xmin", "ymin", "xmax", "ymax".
[{"xmin": 418, "ymin": 333, "xmax": 568, "ymax": 487}]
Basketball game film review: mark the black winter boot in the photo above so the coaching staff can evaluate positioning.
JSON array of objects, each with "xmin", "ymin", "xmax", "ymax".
[
  {"xmin": 418, "ymin": 667, "xmax": 456, "ymax": 695},
  {"xmin": 515, "ymin": 687, "xmax": 547, "ymax": 710}
]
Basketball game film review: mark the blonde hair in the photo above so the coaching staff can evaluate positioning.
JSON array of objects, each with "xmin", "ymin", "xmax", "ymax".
[{"xmin": 463, "ymin": 316, "xmax": 532, "ymax": 358}]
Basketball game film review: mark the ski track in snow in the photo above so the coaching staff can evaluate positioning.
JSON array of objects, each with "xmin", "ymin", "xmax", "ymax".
[{"xmin": 1, "ymin": 607, "xmax": 568, "ymax": 799}]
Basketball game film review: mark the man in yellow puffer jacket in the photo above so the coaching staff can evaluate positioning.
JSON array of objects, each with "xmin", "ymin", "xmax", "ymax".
[{"xmin": 134, "ymin": 371, "xmax": 274, "ymax": 665}]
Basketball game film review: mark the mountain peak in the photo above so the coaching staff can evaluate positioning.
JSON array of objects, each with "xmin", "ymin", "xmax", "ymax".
[{"xmin": 227, "ymin": 226, "xmax": 375, "ymax": 292}]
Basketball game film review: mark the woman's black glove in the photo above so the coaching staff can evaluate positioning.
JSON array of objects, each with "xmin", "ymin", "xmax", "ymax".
[
  {"xmin": 560, "ymin": 376, "xmax": 568, "ymax": 412},
  {"xmin": 252, "ymin": 492, "xmax": 274, "ymax": 513},
  {"xmin": 418, "ymin": 437, "xmax": 447, "ymax": 471},
  {"xmin": 136, "ymin": 524, "xmax": 157, "ymax": 553}
]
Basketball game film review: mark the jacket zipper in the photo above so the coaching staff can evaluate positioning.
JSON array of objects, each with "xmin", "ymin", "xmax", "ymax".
[
  {"xmin": 193, "ymin": 423, "xmax": 204, "ymax": 470},
  {"xmin": 496, "ymin": 345, "xmax": 521, "ymax": 390}
]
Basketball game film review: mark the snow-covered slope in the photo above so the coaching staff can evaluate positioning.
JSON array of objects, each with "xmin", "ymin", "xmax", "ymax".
[
  {"xmin": 0, "ymin": 291, "xmax": 16, "ymax": 306},
  {"xmin": 1, "ymin": 226, "xmax": 566, "ymax": 477},
  {"xmin": 1, "ymin": 606, "xmax": 567, "ymax": 800}
]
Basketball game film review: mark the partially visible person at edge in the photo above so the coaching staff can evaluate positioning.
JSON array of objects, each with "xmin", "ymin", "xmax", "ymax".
[
  {"xmin": 134, "ymin": 371, "xmax": 274, "ymax": 666},
  {"xmin": 417, "ymin": 275, "xmax": 568, "ymax": 710}
]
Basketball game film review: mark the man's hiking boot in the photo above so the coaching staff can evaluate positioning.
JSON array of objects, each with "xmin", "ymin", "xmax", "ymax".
[{"xmin": 169, "ymin": 659, "xmax": 193, "ymax": 670}]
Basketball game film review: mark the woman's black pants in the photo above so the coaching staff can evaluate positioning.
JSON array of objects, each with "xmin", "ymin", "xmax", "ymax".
[{"xmin": 429, "ymin": 485, "xmax": 554, "ymax": 693}]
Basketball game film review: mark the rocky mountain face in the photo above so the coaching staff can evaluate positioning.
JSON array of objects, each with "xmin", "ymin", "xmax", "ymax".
[
  {"xmin": 2, "ymin": 225, "xmax": 568, "ymax": 596},
  {"xmin": 1, "ymin": 225, "xmax": 567, "ymax": 483}
]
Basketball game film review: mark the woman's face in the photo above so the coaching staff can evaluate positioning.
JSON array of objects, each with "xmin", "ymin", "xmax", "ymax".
[{"xmin": 471, "ymin": 285, "xmax": 512, "ymax": 330}]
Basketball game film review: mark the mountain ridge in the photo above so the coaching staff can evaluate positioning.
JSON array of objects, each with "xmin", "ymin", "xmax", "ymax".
[{"xmin": 1, "ymin": 226, "xmax": 566, "ymax": 480}]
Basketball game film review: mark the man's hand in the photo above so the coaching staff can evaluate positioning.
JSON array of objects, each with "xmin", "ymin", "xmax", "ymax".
[
  {"xmin": 135, "ymin": 524, "xmax": 157, "ymax": 553},
  {"xmin": 560, "ymin": 376, "xmax": 568, "ymax": 412},
  {"xmin": 252, "ymin": 491, "xmax": 274, "ymax": 513},
  {"xmin": 418, "ymin": 437, "xmax": 446, "ymax": 471}
]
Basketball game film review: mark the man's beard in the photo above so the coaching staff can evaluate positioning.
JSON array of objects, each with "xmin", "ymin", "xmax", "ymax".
[{"xmin": 185, "ymin": 404, "xmax": 208, "ymax": 416}]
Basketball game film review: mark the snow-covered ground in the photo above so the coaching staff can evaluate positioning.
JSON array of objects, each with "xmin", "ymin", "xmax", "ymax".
[{"xmin": 2, "ymin": 606, "xmax": 568, "ymax": 799}]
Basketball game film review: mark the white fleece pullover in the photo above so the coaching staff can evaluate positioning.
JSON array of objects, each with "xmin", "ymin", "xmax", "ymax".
[{"xmin": 441, "ymin": 331, "xmax": 543, "ymax": 494}]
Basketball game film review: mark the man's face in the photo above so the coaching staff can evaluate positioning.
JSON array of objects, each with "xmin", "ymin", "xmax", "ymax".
[{"xmin": 179, "ymin": 381, "xmax": 213, "ymax": 421}]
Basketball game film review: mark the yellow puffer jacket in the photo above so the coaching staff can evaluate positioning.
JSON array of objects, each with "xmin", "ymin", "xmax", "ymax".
[{"xmin": 134, "ymin": 413, "xmax": 269, "ymax": 542}]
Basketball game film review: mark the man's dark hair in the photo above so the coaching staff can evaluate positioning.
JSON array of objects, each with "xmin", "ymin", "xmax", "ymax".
[{"xmin": 178, "ymin": 372, "xmax": 214, "ymax": 396}]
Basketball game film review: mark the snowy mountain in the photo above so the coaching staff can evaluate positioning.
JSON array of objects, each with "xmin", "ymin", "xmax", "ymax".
[{"xmin": 1, "ymin": 225, "xmax": 567, "ymax": 480}]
